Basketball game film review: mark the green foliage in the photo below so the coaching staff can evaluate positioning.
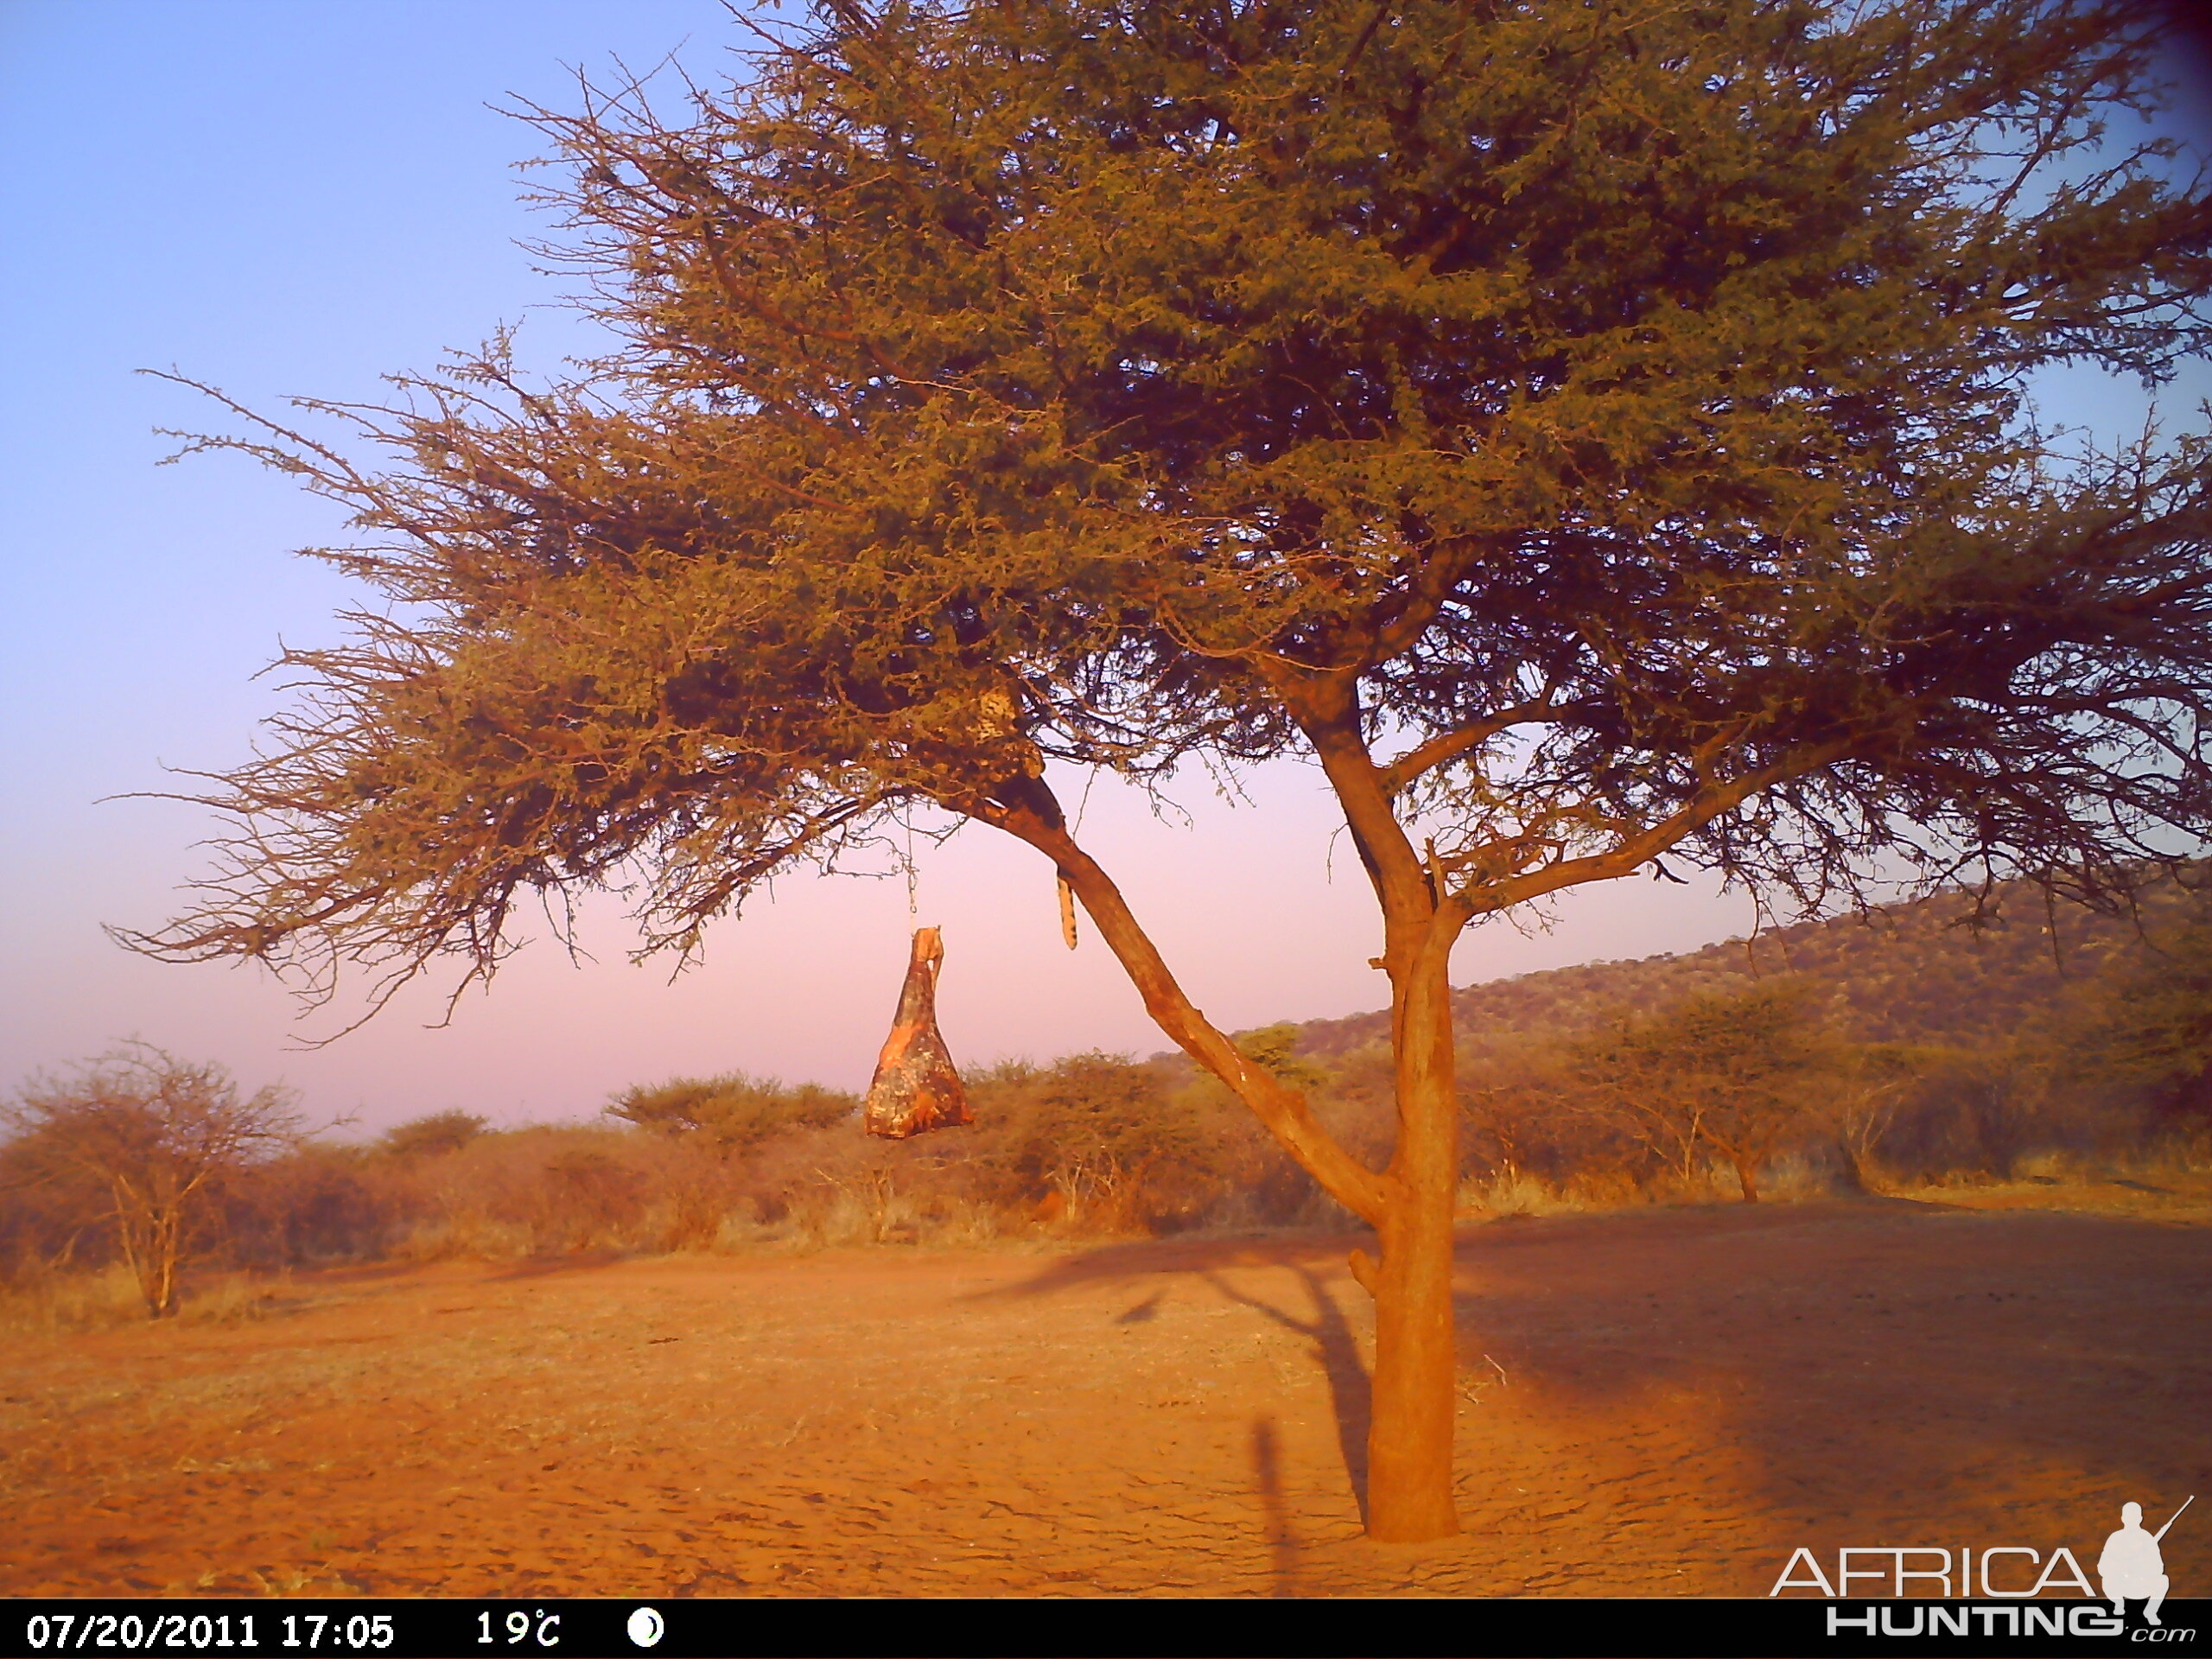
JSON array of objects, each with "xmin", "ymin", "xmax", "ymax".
[
  {"xmin": 1589, "ymin": 982, "xmax": 1829, "ymax": 1090},
  {"xmin": 1430, "ymin": 870, "xmax": 2212, "ymax": 1191},
  {"xmin": 605, "ymin": 1072, "xmax": 855, "ymax": 1152},
  {"xmin": 219, "ymin": 1142, "xmax": 395, "ymax": 1268},
  {"xmin": 1568, "ymin": 982, "xmax": 1831, "ymax": 1199},
  {"xmin": 1001, "ymin": 1053, "xmax": 1217, "ymax": 1226},
  {"xmin": 30, "ymin": 866, "xmax": 2212, "ymax": 1280},
  {"xmin": 1231, "ymin": 1024, "xmax": 1328, "ymax": 1093}
]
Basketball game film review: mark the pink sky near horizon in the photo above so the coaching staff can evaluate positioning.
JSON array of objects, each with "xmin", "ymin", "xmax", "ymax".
[
  {"xmin": 1, "ymin": 1, "xmax": 2202, "ymax": 1136},
  {"xmin": 13, "ymin": 751, "xmax": 1770, "ymax": 1132}
]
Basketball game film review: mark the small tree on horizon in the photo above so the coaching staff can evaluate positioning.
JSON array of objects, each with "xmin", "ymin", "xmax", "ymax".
[
  {"xmin": 378, "ymin": 1109, "xmax": 490, "ymax": 1162},
  {"xmin": 606, "ymin": 1072, "xmax": 857, "ymax": 1151},
  {"xmin": 122, "ymin": 0, "xmax": 2212, "ymax": 1538}
]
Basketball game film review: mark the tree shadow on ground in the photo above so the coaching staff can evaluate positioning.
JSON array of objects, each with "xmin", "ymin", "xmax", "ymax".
[
  {"xmin": 968, "ymin": 1231, "xmax": 1376, "ymax": 1527},
  {"xmin": 982, "ymin": 1230, "xmax": 1370, "ymax": 1293},
  {"xmin": 1198, "ymin": 1264, "xmax": 1371, "ymax": 1522},
  {"xmin": 1248, "ymin": 1414, "xmax": 1299, "ymax": 1595},
  {"xmin": 980, "ymin": 1200, "xmax": 2212, "ymax": 1579},
  {"xmin": 1443, "ymin": 1198, "xmax": 2212, "ymax": 1567}
]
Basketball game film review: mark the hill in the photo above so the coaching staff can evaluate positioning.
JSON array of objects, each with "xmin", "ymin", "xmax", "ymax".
[{"xmin": 1287, "ymin": 868, "xmax": 2207, "ymax": 1065}]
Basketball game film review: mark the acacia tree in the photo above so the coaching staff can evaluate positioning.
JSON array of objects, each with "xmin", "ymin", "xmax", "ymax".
[
  {"xmin": 2072, "ymin": 897, "xmax": 2212, "ymax": 1121},
  {"xmin": 1013, "ymin": 1052, "xmax": 1211, "ymax": 1227},
  {"xmin": 1571, "ymin": 982, "xmax": 1829, "ymax": 1200},
  {"xmin": 126, "ymin": 0, "xmax": 2212, "ymax": 1538},
  {"xmin": 606, "ymin": 1071, "xmax": 857, "ymax": 1149},
  {"xmin": 3, "ymin": 1046, "xmax": 303, "ymax": 1319}
]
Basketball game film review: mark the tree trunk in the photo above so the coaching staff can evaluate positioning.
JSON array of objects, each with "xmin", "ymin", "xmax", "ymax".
[
  {"xmin": 1732, "ymin": 1154, "xmax": 1760, "ymax": 1204},
  {"xmin": 151, "ymin": 1209, "xmax": 181, "ymax": 1318},
  {"xmin": 1359, "ymin": 950, "xmax": 1462, "ymax": 1541}
]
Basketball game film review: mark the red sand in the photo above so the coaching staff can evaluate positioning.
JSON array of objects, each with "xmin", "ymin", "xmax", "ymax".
[{"xmin": 3, "ymin": 1198, "xmax": 2205, "ymax": 1598}]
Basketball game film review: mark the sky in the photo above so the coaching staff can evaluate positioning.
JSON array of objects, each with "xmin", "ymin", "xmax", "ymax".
[{"xmin": 2, "ymin": 2, "xmax": 2208, "ymax": 1136}]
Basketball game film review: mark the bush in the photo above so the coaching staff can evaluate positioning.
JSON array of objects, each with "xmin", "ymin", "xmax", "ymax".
[
  {"xmin": 385, "ymin": 1126, "xmax": 681, "ymax": 1257},
  {"xmin": 995, "ymin": 1053, "xmax": 1224, "ymax": 1230},
  {"xmin": 379, "ymin": 1110, "xmax": 487, "ymax": 1161},
  {"xmin": 220, "ymin": 1142, "xmax": 393, "ymax": 1267},
  {"xmin": 1559, "ymin": 982, "xmax": 1832, "ymax": 1202},
  {"xmin": 606, "ymin": 1072, "xmax": 855, "ymax": 1149},
  {"xmin": 48, "ymin": 976, "xmax": 2189, "ymax": 1295},
  {"xmin": 0, "ymin": 1046, "xmax": 303, "ymax": 1317}
]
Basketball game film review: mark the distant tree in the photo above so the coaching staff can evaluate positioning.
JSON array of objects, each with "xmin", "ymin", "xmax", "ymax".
[
  {"xmin": 1230, "ymin": 1025, "xmax": 1330, "ymax": 1095},
  {"xmin": 1011, "ymin": 1053, "xmax": 1212, "ymax": 1228},
  {"xmin": 124, "ymin": 0, "xmax": 2212, "ymax": 1537},
  {"xmin": 378, "ymin": 1109, "xmax": 488, "ymax": 1161},
  {"xmin": 1821, "ymin": 1041, "xmax": 1943, "ymax": 1189},
  {"xmin": 1460, "ymin": 1039, "xmax": 1587, "ymax": 1192},
  {"xmin": 606, "ymin": 1072, "xmax": 855, "ymax": 1151},
  {"xmin": 1, "ymin": 1046, "xmax": 303, "ymax": 1317},
  {"xmin": 2070, "ymin": 905, "xmax": 2212, "ymax": 1124},
  {"xmin": 1573, "ymin": 983, "xmax": 1829, "ymax": 1201}
]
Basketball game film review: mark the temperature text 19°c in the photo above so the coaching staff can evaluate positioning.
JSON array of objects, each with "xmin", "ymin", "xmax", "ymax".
[{"xmin": 479, "ymin": 1611, "xmax": 561, "ymax": 1649}]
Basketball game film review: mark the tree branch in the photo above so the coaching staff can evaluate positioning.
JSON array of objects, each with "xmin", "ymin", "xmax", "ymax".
[
  {"xmin": 1285, "ymin": 673, "xmax": 1434, "ymax": 944},
  {"xmin": 968, "ymin": 784, "xmax": 1395, "ymax": 1225},
  {"xmin": 1378, "ymin": 696, "xmax": 1559, "ymax": 797},
  {"xmin": 1463, "ymin": 741, "xmax": 1856, "ymax": 917}
]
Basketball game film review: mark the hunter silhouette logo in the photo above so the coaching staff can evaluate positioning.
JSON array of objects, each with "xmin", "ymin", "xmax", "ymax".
[
  {"xmin": 1770, "ymin": 1493, "xmax": 2194, "ymax": 1624},
  {"xmin": 2102, "ymin": 1497, "xmax": 2190, "ymax": 1627}
]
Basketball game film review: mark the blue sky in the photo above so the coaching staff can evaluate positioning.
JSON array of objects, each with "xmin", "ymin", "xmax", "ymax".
[{"xmin": 1, "ymin": 1, "xmax": 2207, "ymax": 1133}]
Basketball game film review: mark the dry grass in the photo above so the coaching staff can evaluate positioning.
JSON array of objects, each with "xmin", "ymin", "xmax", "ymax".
[
  {"xmin": 725, "ymin": 1190, "xmax": 1020, "ymax": 1252},
  {"xmin": 1454, "ymin": 1141, "xmax": 2212, "ymax": 1221},
  {"xmin": 1885, "ymin": 1147, "xmax": 2212, "ymax": 1222},
  {"xmin": 1455, "ymin": 1160, "xmax": 1799, "ymax": 1217},
  {"xmin": 0, "ymin": 1265, "xmax": 293, "ymax": 1335},
  {"xmin": 0, "ymin": 1263, "xmax": 145, "ymax": 1334}
]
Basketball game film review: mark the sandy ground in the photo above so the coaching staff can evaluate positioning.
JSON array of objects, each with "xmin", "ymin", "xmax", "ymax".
[{"xmin": 3, "ymin": 1198, "xmax": 2206, "ymax": 1599}]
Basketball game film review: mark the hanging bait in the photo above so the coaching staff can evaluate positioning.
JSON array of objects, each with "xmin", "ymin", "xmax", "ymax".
[{"xmin": 863, "ymin": 926, "xmax": 972, "ymax": 1138}]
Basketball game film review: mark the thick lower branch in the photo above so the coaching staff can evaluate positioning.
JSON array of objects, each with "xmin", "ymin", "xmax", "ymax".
[{"xmin": 971, "ymin": 793, "xmax": 1395, "ymax": 1225}]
